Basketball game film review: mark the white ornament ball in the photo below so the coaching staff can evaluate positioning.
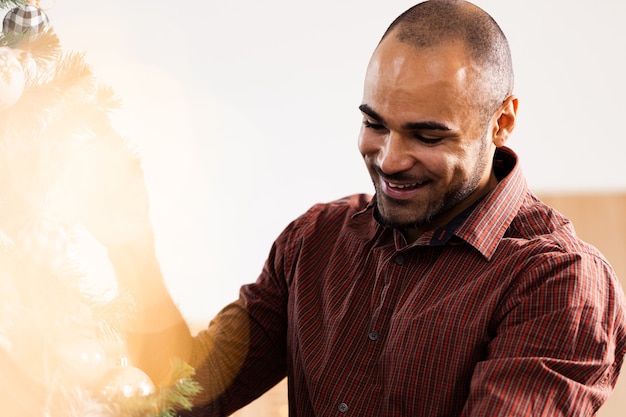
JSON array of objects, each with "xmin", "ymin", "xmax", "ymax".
[
  {"xmin": 0, "ymin": 47, "xmax": 25, "ymax": 109},
  {"xmin": 97, "ymin": 365, "xmax": 156, "ymax": 398}
]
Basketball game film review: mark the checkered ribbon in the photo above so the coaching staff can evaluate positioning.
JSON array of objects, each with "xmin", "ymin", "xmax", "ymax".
[{"xmin": 2, "ymin": 4, "xmax": 50, "ymax": 34}]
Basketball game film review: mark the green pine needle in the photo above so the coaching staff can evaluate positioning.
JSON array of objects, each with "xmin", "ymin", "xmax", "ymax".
[
  {"xmin": 157, "ymin": 358, "xmax": 204, "ymax": 416},
  {"xmin": 0, "ymin": 0, "xmax": 25, "ymax": 10}
]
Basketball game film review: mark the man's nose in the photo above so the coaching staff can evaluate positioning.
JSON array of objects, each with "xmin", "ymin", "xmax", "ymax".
[{"xmin": 377, "ymin": 132, "xmax": 414, "ymax": 174}]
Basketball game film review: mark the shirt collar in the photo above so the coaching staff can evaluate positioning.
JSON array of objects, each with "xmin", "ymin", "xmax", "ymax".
[{"xmin": 452, "ymin": 146, "xmax": 527, "ymax": 260}]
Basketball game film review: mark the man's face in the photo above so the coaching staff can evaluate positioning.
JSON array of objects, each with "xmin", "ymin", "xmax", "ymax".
[{"xmin": 358, "ymin": 37, "xmax": 499, "ymax": 239}]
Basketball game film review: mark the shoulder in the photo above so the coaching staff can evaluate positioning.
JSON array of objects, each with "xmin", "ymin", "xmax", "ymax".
[
  {"xmin": 497, "ymin": 193, "xmax": 622, "ymax": 311},
  {"xmin": 291, "ymin": 194, "xmax": 373, "ymax": 230},
  {"xmin": 490, "ymin": 192, "xmax": 619, "ymax": 296},
  {"xmin": 508, "ymin": 192, "xmax": 603, "ymax": 258},
  {"xmin": 272, "ymin": 194, "xmax": 374, "ymax": 251},
  {"xmin": 267, "ymin": 194, "xmax": 375, "ymax": 274}
]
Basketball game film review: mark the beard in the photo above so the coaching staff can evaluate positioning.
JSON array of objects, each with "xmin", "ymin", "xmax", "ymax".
[
  {"xmin": 372, "ymin": 136, "xmax": 491, "ymax": 233},
  {"xmin": 373, "ymin": 181, "xmax": 480, "ymax": 231}
]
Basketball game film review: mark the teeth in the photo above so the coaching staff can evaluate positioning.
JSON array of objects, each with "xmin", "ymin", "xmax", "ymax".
[{"xmin": 389, "ymin": 182, "xmax": 421, "ymax": 189}]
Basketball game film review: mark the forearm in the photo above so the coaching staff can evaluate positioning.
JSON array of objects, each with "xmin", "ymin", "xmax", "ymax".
[
  {"xmin": 107, "ymin": 231, "xmax": 192, "ymax": 386},
  {"xmin": 463, "ymin": 356, "xmax": 608, "ymax": 416},
  {"xmin": 186, "ymin": 292, "xmax": 287, "ymax": 414}
]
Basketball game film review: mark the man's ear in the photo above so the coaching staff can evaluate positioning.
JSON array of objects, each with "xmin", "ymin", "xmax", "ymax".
[{"xmin": 492, "ymin": 95, "xmax": 518, "ymax": 148}]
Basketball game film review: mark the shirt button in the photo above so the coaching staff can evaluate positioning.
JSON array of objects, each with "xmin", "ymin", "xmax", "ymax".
[
  {"xmin": 338, "ymin": 402, "xmax": 349, "ymax": 413},
  {"xmin": 394, "ymin": 254, "xmax": 405, "ymax": 265},
  {"xmin": 368, "ymin": 330, "xmax": 379, "ymax": 341}
]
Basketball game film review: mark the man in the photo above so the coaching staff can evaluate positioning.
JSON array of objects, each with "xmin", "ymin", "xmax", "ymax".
[{"xmin": 102, "ymin": 1, "xmax": 626, "ymax": 415}]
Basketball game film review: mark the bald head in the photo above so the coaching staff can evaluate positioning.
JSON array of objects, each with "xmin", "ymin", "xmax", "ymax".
[{"xmin": 380, "ymin": 0, "xmax": 514, "ymax": 117}]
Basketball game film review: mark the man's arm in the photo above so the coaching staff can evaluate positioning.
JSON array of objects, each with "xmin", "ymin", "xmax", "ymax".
[
  {"xmin": 462, "ymin": 251, "xmax": 626, "ymax": 416},
  {"xmin": 72, "ymin": 133, "xmax": 194, "ymax": 385},
  {"xmin": 107, "ymin": 231, "xmax": 193, "ymax": 386}
]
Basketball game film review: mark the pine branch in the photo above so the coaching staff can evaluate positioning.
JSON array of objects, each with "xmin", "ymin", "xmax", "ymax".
[
  {"xmin": 96, "ymin": 83, "xmax": 123, "ymax": 113},
  {"xmin": 0, "ymin": 0, "xmax": 24, "ymax": 10},
  {"xmin": 52, "ymin": 51, "xmax": 94, "ymax": 91},
  {"xmin": 0, "ymin": 47, "xmax": 107, "ymax": 148},
  {"xmin": 0, "ymin": 30, "xmax": 23, "ymax": 48},
  {"xmin": 19, "ymin": 28, "xmax": 62, "ymax": 69},
  {"xmin": 94, "ymin": 291, "xmax": 136, "ymax": 345},
  {"xmin": 95, "ymin": 360, "xmax": 202, "ymax": 417},
  {"xmin": 157, "ymin": 358, "xmax": 203, "ymax": 416},
  {"xmin": 0, "ymin": 27, "xmax": 60, "ymax": 57}
]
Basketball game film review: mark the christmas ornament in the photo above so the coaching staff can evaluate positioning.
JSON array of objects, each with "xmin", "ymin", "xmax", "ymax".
[
  {"xmin": 2, "ymin": 2, "xmax": 50, "ymax": 34},
  {"xmin": 96, "ymin": 364, "xmax": 156, "ymax": 398},
  {"xmin": 0, "ymin": 47, "xmax": 25, "ymax": 109}
]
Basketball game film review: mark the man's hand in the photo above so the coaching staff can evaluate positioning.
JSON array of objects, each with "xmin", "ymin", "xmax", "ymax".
[{"xmin": 56, "ymin": 130, "xmax": 152, "ymax": 248}]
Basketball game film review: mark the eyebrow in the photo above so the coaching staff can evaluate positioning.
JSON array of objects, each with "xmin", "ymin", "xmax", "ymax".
[{"xmin": 358, "ymin": 104, "xmax": 452, "ymax": 132}]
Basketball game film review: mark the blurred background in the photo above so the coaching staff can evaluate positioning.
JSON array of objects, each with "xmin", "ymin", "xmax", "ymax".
[{"xmin": 30, "ymin": 0, "xmax": 626, "ymax": 415}]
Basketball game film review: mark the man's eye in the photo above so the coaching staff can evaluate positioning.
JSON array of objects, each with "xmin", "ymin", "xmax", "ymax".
[
  {"xmin": 363, "ymin": 120, "xmax": 385, "ymax": 131},
  {"xmin": 414, "ymin": 134, "xmax": 443, "ymax": 145}
]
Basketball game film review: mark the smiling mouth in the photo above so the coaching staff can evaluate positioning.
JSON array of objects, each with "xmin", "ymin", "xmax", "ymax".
[
  {"xmin": 381, "ymin": 179, "xmax": 429, "ymax": 200},
  {"xmin": 388, "ymin": 181, "xmax": 424, "ymax": 190}
]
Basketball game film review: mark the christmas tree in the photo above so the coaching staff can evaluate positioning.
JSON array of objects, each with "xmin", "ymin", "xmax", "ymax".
[{"xmin": 0, "ymin": 1, "xmax": 201, "ymax": 415}]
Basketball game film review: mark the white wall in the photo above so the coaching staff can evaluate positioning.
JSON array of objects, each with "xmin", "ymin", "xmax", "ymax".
[{"xmin": 36, "ymin": 1, "xmax": 626, "ymax": 323}]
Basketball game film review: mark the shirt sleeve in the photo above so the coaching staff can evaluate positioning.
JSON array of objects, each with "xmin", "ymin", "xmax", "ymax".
[
  {"xmin": 462, "ymin": 250, "xmax": 626, "ymax": 416},
  {"xmin": 181, "ymin": 214, "xmax": 304, "ymax": 416}
]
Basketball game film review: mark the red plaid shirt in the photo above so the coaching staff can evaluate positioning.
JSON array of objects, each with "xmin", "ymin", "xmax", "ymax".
[{"xmin": 187, "ymin": 147, "xmax": 626, "ymax": 416}]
